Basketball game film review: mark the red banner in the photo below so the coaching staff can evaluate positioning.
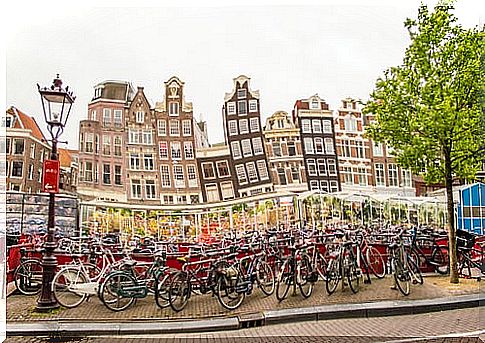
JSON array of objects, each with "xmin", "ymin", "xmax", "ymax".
[{"xmin": 42, "ymin": 160, "xmax": 60, "ymax": 193}]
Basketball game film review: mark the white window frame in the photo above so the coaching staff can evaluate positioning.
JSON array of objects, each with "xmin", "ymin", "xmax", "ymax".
[
  {"xmin": 235, "ymin": 164, "xmax": 248, "ymax": 184},
  {"xmin": 250, "ymin": 117, "xmax": 259, "ymax": 132},
  {"xmin": 248, "ymin": 100, "xmax": 258, "ymax": 113},
  {"xmin": 202, "ymin": 162, "xmax": 216, "ymax": 179},
  {"xmin": 187, "ymin": 165, "xmax": 198, "ymax": 188},
  {"xmin": 314, "ymin": 137, "xmax": 324, "ymax": 154},
  {"xmin": 323, "ymin": 120, "xmax": 332, "ymax": 133},
  {"xmin": 312, "ymin": 120, "xmax": 322, "ymax": 133},
  {"xmin": 206, "ymin": 184, "xmax": 220, "ymax": 203},
  {"xmin": 158, "ymin": 120, "xmax": 167, "ymax": 136},
  {"xmin": 325, "ymin": 138, "xmax": 335, "ymax": 154},
  {"xmin": 228, "ymin": 120, "xmax": 238, "ymax": 136},
  {"xmin": 159, "ymin": 141, "xmax": 168, "ymax": 159},
  {"xmin": 221, "ymin": 181, "xmax": 235, "ymax": 200},
  {"xmin": 103, "ymin": 108, "xmax": 111, "ymax": 127},
  {"xmin": 327, "ymin": 159, "xmax": 337, "ymax": 176},
  {"xmin": 256, "ymin": 160, "xmax": 269, "ymax": 180},
  {"xmin": 231, "ymin": 141, "xmax": 242, "ymax": 159},
  {"xmin": 252, "ymin": 137, "xmax": 264, "ymax": 155},
  {"xmin": 184, "ymin": 141, "xmax": 194, "ymax": 159},
  {"xmin": 241, "ymin": 139, "xmax": 252, "ymax": 157},
  {"xmin": 375, "ymin": 163, "xmax": 385, "ymax": 186},
  {"xmin": 388, "ymin": 164, "xmax": 399, "ymax": 187},
  {"xmin": 131, "ymin": 180, "xmax": 142, "ymax": 199},
  {"xmin": 239, "ymin": 119, "xmax": 249, "ymax": 134},
  {"xmin": 171, "ymin": 142, "xmax": 182, "ymax": 159},
  {"xmin": 304, "ymin": 137, "xmax": 314, "ymax": 154},
  {"xmin": 246, "ymin": 162, "xmax": 258, "ymax": 183},
  {"xmin": 302, "ymin": 119, "xmax": 311, "ymax": 133},
  {"xmin": 169, "ymin": 102, "xmax": 179, "ymax": 116},
  {"xmin": 227, "ymin": 102, "xmax": 236, "ymax": 115},
  {"xmin": 173, "ymin": 165, "xmax": 185, "ymax": 188},
  {"xmin": 136, "ymin": 111, "xmax": 145, "ymax": 124},
  {"xmin": 307, "ymin": 159, "xmax": 317, "ymax": 176},
  {"xmin": 145, "ymin": 180, "xmax": 157, "ymax": 199},
  {"xmin": 160, "ymin": 165, "xmax": 171, "ymax": 188},
  {"xmin": 170, "ymin": 120, "xmax": 180, "ymax": 136},
  {"xmin": 216, "ymin": 160, "xmax": 231, "ymax": 178},
  {"xmin": 144, "ymin": 154, "xmax": 154, "ymax": 171},
  {"xmin": 182, "ymin": 120, "xmax": 192, "ymax": 136},
  {"xmin": 238, "ymin": 100, "xmax": 247, "ymax": 115},
  {"xmin": 114, "ymin": 110, "xmax": 123, "ymax": 127}
]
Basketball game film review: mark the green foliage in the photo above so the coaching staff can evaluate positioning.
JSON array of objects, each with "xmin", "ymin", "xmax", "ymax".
[{"xmin": 364, "ymin": 3, "xmax": 484, "ymax": 184}]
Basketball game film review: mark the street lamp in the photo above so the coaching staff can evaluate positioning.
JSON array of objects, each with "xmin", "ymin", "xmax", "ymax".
[{"xmin": 36, "ymin": 74, "xmax": 75, "ymax": 311}]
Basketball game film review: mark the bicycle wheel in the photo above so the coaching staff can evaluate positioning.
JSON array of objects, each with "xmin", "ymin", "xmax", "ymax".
[
  {"xmin": 154, "ymin": 269, "xmax": 177, "ymax": 309},
  {"xmin": 345, "ymin": 253, "xmax": 361, "ymax": 294},
  {"xmin": 408, "ymin": 256, "xmax": 423, "ymax": 285},
  {"xmin": 256, "ymin": 260, "xmax": 275, "ymax": 296},
  {"xmin": 99, "ymin": 272, "xmax": 137, "ymax": 311},
  {"xmin": 431, "ymin": 246, "xmax": 449, "ymax": 275},
  {"xmin": 276, "ymin": 259, "xmax": 292, "ymax": 301},
  {"xmin": 52, "ymin": 267, "xmax": 88, "ymax": 308},
  {"xmin": 365, "ymin": 246, "xmax": 386, "ymax": 279},
  {"xmin": 325, "ymin": 257, "xmax": 340, "ymax": 295},
  {"xmin": 393, "ymin": 259, "xmax": 410, "ymax": 296},
  {"xmin": 168, "ymin": 272, "xmax": 190, "ymax": 312},
  {"xmin": 315, "ymin": 251, "xmax": 328, "ymax": 281},
  {"xmin": 298, "ymin": 253, "xmax": 314, "ymax": 298},
  {"xmin": 217, "ymin": 270, "xmax": 245, "ymax": 310},
  {"xmin": 14, "ymin": 259, "xmax": 43, "ymax": 295}
]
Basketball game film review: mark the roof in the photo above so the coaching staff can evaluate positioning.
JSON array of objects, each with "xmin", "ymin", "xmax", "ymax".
[
  {"xmin": 58, "ymin": 148, "xmax": 72, "ymax": 167},
  {"xmin": 7, "ymin": 106, "xmax": 46, "ymax": 142}
]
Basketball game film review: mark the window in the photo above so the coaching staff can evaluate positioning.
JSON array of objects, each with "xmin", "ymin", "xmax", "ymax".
[
  {"xmin": 311, "ymin": 99, "xmax": 319, "ymax": 109},
  {"xmin": 342, "ymin": 139, "xmax": 351, "ymax": 157},
  {"xmin": 227, "ymin": 102, "xmax": 236, "ymax": 115},
  {"xmin": 160, "ymin": 165, "xmax": 171, "ymax": 187},
  {"xmin": 314, "ymin": 137, "xmax": 324, "ymax": 154},
  {"xmin": 291, "ymin": 166, "xmax": 300, "ymax": 182},
  {"xmin": 228, "ymin": 120, "xmax": 238, "ymax": 136},
  {"xmin": 312, "ymin": 120, "xmax": 322, "ymax": 133},
  {"xmin": 327, "ymin": 159, "xmax": 337, "ymax": 176},
  {"xmin": 375, "ymin": 163, "xmax": 385, "ymax": 186},
  {"xmin": 323, "ymin": 120, "xmax": 332, "ymax": 133},
  {"xmin": 317, "ymin": 159, "xmax": 327, "ymax": 176},
  {"xmin": 170, "ymin": 120, "xmax": 180, "ymax": 136},
  {"xmin": 302, "ymin": 119, "xmax": 311, "ymax": 133},
  {"xmin": 182, "ymin": 120, "xmax": 192, "ymax": 136},
  {"xmin": 0, "ymin": 161, "xmax": 7, "ymax": 177},
  {"xmin": 114, "ymin": 136, "xmax": 122, "ymax": 156},
  {"xmin": 6, "ymin": 138, "xmax": 11, "ymax": 154},
  {"xmin": 231, "ymin": 141, "xmax": 242, "ymax": 159},
  {"xmin": 356, "ymin": 141, "xmax": 365, "ymax": 158},
  {"xmin": 277, "ymin": 167, "xmax": 287, "ymax": 185},
  {"xmin": 330, "ymin": 181, "xmax": 339, "ymax": 193},
  {"xmin": 288, "ymin": 141, "xmax": 296, "ymax": 156},
  {"xmin": 304, "ymin": 138, "xmax": 314, "ymax": 154},
  {"xmin": 129, "ymin": 129, "xmax": 140, "ymax": 144},
  {"xmin": 252, "ymin": 137, "xmax": 264, "ymax": 155},
  {"xmin": 325, "ymin": 138, "xmax": 335, "ymax": 154},
  {"xmin": 221, "ymin": 182, "xmax": 234, "ymax": 200},
  {"xmin": 13, "ymin": 139, "xmax": 24, "ymax": 155},
  {"xmin": 95, "ymin": 134, "xmax": 99, "ymax": 153},
  {"xmin": 237, "ymin": 89, "xmax": 247, "ymax": 99},
  {"xmin": 307, "ymin": 159, "xmax": 317, "ymax": 176},
  {"xmin": 184, "ymin": 142, "xmax": 194, "ymax": 159},
  {"xmin": 388, "ymin": 164, "xmax": 399, "ymax": 187},
  {"xmin": 130, "ymin": 153, "xmax": 140, "ymax": 170},
  {"xmin": 145, "ymin": 180, "xmax": 156, "ymax": 199},
  {"xmin": 38, "ymin": 168, "xmax": 42, "ymax": 182},
  {"xmin": 272, "ymin": 142, "xmax": 282, "ymax": 157},
  {"xmin": 321, "ymin": 180, "xmax": 329, "ymax": 192},
  {"xmin": 163, "ymin": 195, "xmax": 174, "ymax": 204},
  {"xmin": 246, "ymin": 162, "xmax": 258, "ymax": 182},
  {"xmin": 114, "ymin": 165, "xmax": 122, "ymax": 185},
  {"xmin": 102, "ymin": 135, "xmax": 111, "ymax": 155},
  {"xmin": 103, "ymin": 109, "xmax": 111, "ymax": 127},
  {"xmin": 249, "ymin": 100, "xmax": 258, "ymax": 113},
  {"xmin": 169, "ymin": 102, "xmax": 179, "ymax": 116},
  {"xmin": 28, "ymin": 164, "xmax": 34, "ymax": 180},
  {"xmin": 373, "ymin": 142, "xmax": 383, "ymax": 156},
  {"xmin": 144, "ymin": 154, "xmax": 154, "ymax": 170},
  {"xmin": 30, "ymin": 143, "xmax": 35, "ymax": 159},
  {"xmin": 310, "ymin": 180, "xmax": 319, "ymax": 190},
  {"xmin": 250, "ymin": 117, "xmax": 259, "ymax": 132},
  {"xmin": 159, "ymin": 141, "xmax": 168, "ymax": 159},
  {"xmin": 136, "ymin": 111, "xmax": 145, "ymax": 123},
  {"xmin": 158, "ymin": 120, "xmax": 167, "ymax": 136},
  {"xmin": 131, "ymin": 180, "xmax": 142, "ymax": 198},
  {"xmin": 216, "ymin": 161, "xmax": 230, "ymax": 177},
  {"xmin": 173, "ymin": 165, "xmax": 185, "ymax": 188},
  {"xmin": 11, "ymin": 161, "xmax": 23, "ymax": 178},
  {"xmin": 256, "ymin": 160, "xmax": 269, "ymax": 180},
  {"xmin": 357, "ymin": 167, "xmax": 367, "ymax": 186},
  {"xmin": 238, "ymin": 101, "xmax": 247, "ymax": 115},
  {"xmin": 347, "ymin": 101, "xmax": 353, "ymax": 109},
  {"xmin": 10, "ymin": 184, "xmax": 21, "ymax": 192},
  {"xmin": 241, "ymin": 139, "xmax": 252, "ymax": 157},
  {"xmin": 187, "ymin": 165, "xmax": 198, "ymax": 187},
  {"xmin": 103, "ymin": 164, "xmax": 111, "ymax": 184},
  {"xmin": 343, "ymin": 166, "xmax": 353, "ymax": 184},
  {"xmin": 206, "ymin": 184, "xmax": 220, "ymax": 203},
  {"xmin": 401, "ymin": 169, "xmax": 412, "ymax": 187},
  {"xmin": 85, "ymin": 162, "xmax": 93, "ymax": 182},
  {"xmin": 235, "ymin": 164, "xmax": 248, "ymax": 184},
  {"xmin": 143, "ymin": 130, "xmax": 153, "ymax": 145},
  {"xmin": 239, "ymin": 119, "xmax": 249, "ymax": 134},
  {"xmin": 4, "ymin": 116, "xmax": 13, "ymax": 128},
  {"xmin": 202, "ymin": 162, "xmax": 216, "ymax": 179},
  {"xmin": 344, "ymin": 116, "xmax": 357, "ymax": 131},
  {"xmin": 113, "ymin": 110, "xmax": 122, "ymax": 127},
  {"xmin": 171, "ymin": 142, "xmax": 181, "ymax": 159}
]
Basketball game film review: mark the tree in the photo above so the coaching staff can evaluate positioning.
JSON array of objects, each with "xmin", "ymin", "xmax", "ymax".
[{"xmin": 364, "ymin": 3, "xmax": 484, "ymax": 283}]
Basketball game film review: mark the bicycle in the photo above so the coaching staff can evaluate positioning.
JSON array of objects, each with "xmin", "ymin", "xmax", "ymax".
[
  {"xmin": 457, "ymin": 235, "xmax": 485, "ymax": 280},
  {"xmin": 409, "ymin": 227, "xmax": 449, "ymax": 275}
]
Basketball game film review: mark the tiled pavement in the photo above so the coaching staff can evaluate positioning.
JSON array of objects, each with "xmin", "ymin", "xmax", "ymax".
[{"xmin": 6, "ymin": 276, "xmax": 483, "ymax": 322}]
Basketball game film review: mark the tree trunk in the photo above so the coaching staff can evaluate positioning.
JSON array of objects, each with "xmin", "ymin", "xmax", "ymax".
[{"xmin": 444, "ymin": 152, "xmax": 459, "ymax": 283}]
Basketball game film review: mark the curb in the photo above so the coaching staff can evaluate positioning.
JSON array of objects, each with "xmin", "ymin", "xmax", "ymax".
[{"xmin": 7, "ymin": 293, "xmax": 484, "ymax": 337}]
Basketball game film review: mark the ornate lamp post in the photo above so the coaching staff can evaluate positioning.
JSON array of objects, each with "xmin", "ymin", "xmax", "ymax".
[{"xmin": 36, "ymin": 74, "xmax": 75, "ymax": 311}]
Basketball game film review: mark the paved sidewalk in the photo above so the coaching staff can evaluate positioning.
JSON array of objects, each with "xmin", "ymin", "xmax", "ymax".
[{"xmin": 7, "ymin": 276, "xmax": 483, "ymax": 323}]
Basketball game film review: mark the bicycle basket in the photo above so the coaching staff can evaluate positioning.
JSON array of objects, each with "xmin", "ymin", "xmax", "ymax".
[{"xmin": 457, "ymin": 229, "xmax": 475, "ymax": 249}]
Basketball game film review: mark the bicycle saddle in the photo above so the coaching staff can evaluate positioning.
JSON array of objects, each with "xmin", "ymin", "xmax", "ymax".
[
  {"xmin": 388, "ymin": 242, "xmax": 398, "ymax": 249},
  {"xmin": 177, "ymin": 256, "xmax": 189, "ymax": 264},
  {"xmin": 122, "ymin": 259, "xmax": 137, "ymax": 268}
]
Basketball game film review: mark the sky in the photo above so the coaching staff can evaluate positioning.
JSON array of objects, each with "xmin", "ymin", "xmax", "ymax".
[{"xmin": 4, "ymin": 0, "xmax": 484, "ymax": 149}]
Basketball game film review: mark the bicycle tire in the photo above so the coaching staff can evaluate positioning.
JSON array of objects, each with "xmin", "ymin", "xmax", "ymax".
[
  {"xmin": 408, "ymin": 256, "xmax": 423, "ymax": 285},
  {"xmin": 365, "ymin": 246, "xmax": 386, "ymax": 279},
  {"xmin": 154, "ymin": 269, "xmax": 177, "ymax": 309},
  {"xmin": 325, "ymin": 258, "xmax": 340, "ymax": 295},
  {"xmin": 276, "ymin": 259, "xmax": 292, "ymax": 301},
  {"xmin": 393, "ymin": 259, "xmax": 410, "ymax": 296},
  {"xmin": 52, "ymin": 266, "xmax": 89, "ymax": 308},
  {"xmin": 431, "ymin": 246, "xmax": 449, "ymax": 275},
  {"xmin": 14, "ymin": 259, "xmax": 43, "ymax": 295},
  {"xmin": 345, "ymin": 253, "xmax": 361, "ymax": 294},
  {"xmin": 298, "ymin": 253, "xmax": 314, "ymax": 298},
  {"xmin": 168, "ymin": 271, "xmax": 190, "ymax": 312},
  {"xmin": 256, "ymin": 260, "xmax": 275, "ymax": 296},
  {"xmin": 217, "ymin": 270, "xmax": 245, "ymax": 310},
  {"xmin": 99, "ymin": 272, "xmax": 137, "ymax": 311}
]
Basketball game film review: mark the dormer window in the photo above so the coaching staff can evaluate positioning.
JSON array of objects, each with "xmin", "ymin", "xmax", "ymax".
[
  {"xmin": 311, "ymin": 99, "xmax": 319, "ymax": 109},
  {"xmin": 237, "ymin": 89, "xmax": 247, "ymax": 99},
  {"xmin": 169, "ymin": 102, "xmax": 179, "ymax": 116},
  {"xmin": 3, "ymin": 115, "xmax": 13, "ymax": 128},
  {"xmin": 136, "ymin": 111, "xmax": 145, "ymax": 124},
  {"xmin": 94, "ymin": 87, "xmax": 103, "ymax": 99}
]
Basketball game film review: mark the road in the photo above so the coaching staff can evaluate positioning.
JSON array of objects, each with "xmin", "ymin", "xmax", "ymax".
[{"xmin": 5, "ymin": 307, "xmax": 484, "ymax": 342}]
